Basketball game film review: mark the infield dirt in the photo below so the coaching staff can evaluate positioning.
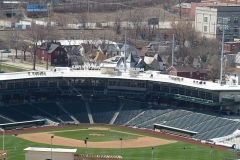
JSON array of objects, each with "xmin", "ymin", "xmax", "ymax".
[{"xmin": 18, "ymin": 128, "xmax": 176, "ymax": 148}]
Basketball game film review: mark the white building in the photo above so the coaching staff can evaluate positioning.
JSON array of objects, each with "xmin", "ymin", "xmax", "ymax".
[
  {"xmin": 24, "ymin": 147, "xmax": 77, "ymax": 160},
  {"xmin": 195, "ymin": 6, "xmax": 240, "ymax": 41}
]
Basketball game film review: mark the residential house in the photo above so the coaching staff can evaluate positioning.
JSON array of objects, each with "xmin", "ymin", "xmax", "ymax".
[
  {"xmin": 37, "ymin": 42, "xmax": 68, "ymax": 66},
  {"xmin": 88, "ymin": 51, "xmax": 107, "ymax": 62},
  {"xmin": 225, "ymin": 68, "xmax": 240, "ymax": 85},
  {"xmin": 98, "ymin": 43, "xmax": 123, "ymax": 58},
  {"xmin": 167, "ymin": 65, "xmax": 206, "ymax": 80},
  {"xmin": 144, "ymin": 54, "xmax": 164, "ymax": 71},
  {"xmin": 120, "ymin": 44, "xmax": 140, "ymax": 58},
  {"xmin": 126, "ymin": 53, "xmax": 137, "ymax": 69}
]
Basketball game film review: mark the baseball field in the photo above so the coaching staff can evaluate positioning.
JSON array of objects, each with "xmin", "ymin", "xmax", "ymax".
[{"xmin": 1, "ymin": 124, "xmax": 239, "ymax": 160}]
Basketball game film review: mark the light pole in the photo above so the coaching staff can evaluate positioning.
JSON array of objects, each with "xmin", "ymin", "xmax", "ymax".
[
  {"xmin": 51, "ymin": 135, "xmax": 54, "ymax": 160},
  {"xmin": 183, "ymin": 147, "xmax": 186, "ymax": 160},
  {"xmin": 119, "ymin": 138, "xmax": 122, "ymax": 156},
  {"xmin": 151, "ymin": 147, "xmax": 154, "ymax": 160},
  {"xmin": 0, "ymin": 128, "xmax": 4, "ymax": 150},
  {"xmin": 14, "ymin": 133, "xmax": 18, "ymax": 160}
]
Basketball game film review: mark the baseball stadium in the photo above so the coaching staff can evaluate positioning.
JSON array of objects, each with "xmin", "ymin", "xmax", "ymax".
[{"xmin": 0, "ymin": 67, "xmax": 240, "ymax": 159}]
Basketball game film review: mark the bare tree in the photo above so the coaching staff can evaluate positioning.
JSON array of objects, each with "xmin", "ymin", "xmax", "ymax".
[
  {"xmin": 56, "ymin": 15, "xmax": 69, "ymax": 28},
  {"xmin": 114, "ymin": 16, "xmax": 121, "ymax": 35},
  {"xmin": 207, "ymin": 58, "xmax": 221, "ymax": 82},
  {"xmin": 24, "ymin": 23, "xmax": 48, "ymax": 70},
  {"xmin": 6, "ymin": 29, "xmax": 21, "ymax": 58},
  {"xmin": 46, "ymin": 26, "xmax": 63, "ymax": 41},
  {"xmin": 76, "ymin": 12, "xmax": 88, "ymax": 29},
  {"xmin": 21, "ymin": 41, "xmax": 29, "ymax": 61},
  {"xmin": 168, "ymin": 20, "xmax": 200, "ymax": 65},
  {"xmin": 191, "ymin": 37, "xmax": 221, "ymax": 68}
]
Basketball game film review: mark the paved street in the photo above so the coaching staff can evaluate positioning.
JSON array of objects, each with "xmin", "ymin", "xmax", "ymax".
[{"xmin": 1, "ymin": 49, "xmax": 54, "ymax": 71}]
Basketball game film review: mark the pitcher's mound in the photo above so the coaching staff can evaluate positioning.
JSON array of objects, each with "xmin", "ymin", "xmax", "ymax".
[{"xmin": 89, "ymin": 133, "xmax": 104, "ymax": 136}]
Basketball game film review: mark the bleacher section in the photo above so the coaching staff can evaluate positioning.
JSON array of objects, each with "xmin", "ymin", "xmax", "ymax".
[
  {"xmin": 186, "ymin": 118, "xmax": 234, "ymax": 133},
  {"xmin": 193, "ymin": 121, "xmax": 239, "ymax": 140},
  {"xmin": 32, "ymin": 102, "xmax": 72, "ymax": 122},
  {"xmin": 0, "ymin": 105, "xmax": 33, "ymax": 122},
  {"xmin": 114, "ymin": 103, "xmax": 143, "ymax": 125},
  {"xmin": 9, "ymin": 103, "xmax": 51, "ymax": 120},
  {"xmin": 0, "ymin": 116, "xmax": 12, "ymax": 124},
  {"xmin": 88, "ymin": 102, "xmax": 119, "ymax": 124},
  {"xmin": 62, "ymin": 102, "xmax": 90, "ymax": 123},
  {"xmin": 137, "ymin": 109, "xmax": 192, "ymax": 129},
  {"xmin": 163, "ymin": 113, "xmax": 215, "ymax": 129},
  {"xmin": 126, "ymin": 107, "xmax": 172, "ymax": 126}
]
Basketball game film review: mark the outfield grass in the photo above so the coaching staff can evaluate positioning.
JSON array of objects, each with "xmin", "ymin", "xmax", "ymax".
[
  {"xmin": 1, "ymin": 125, "xmax": 239, "ymax": 160},
  {"xmin": 53, "ymin": 129, "xmax": 141, "ymax": 142}
]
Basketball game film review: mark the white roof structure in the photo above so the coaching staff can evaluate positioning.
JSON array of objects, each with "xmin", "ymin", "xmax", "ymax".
[
  {"xmin": 1, "ymin": 69, "xmax": 240, "ymax": 91},
  {"xmin": 24, "ymin": 147, "xmax": 77, "ymax": 153}
]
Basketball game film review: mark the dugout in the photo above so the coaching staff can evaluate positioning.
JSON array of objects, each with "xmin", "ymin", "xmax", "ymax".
[
  {"xmin": 0, "ymin": 120, "xmax": 45, "ymax": 130},
  {"xmin": 154, "ymin": 123, "xmax": 198, "ymax": 137},
  {"xmin": 24, "ymin": 147, "xmax": 77, "ymax": 160}
]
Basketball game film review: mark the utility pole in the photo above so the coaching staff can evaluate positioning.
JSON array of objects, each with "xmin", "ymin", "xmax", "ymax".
[
  {"xmin": 172, "ymin": 34, "xmax": 175, "ymax": 67},
  {"xmin": 124, "ymin": 32, "xmax": 127, "ymax": 71},
  {"xmin": 87, "ymin": 0, "xmax": 89, "ymax": 14},
  {"xmin": 179, "ymin": 0, "xmax": 181, "ymax": 19},
  {"xmin": 220, "ymin": 29, "xmax": 224, "ymax": 85}
]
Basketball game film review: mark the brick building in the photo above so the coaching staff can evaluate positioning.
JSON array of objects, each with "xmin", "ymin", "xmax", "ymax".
[
  {"xmin": 167, "ymin": 65, "xmax": 206, "ymax": 80},
  {"xmin": 37, "ymin": 42, "xmax": 68, "ymax": 66},
  {"xmin": 224, "ymin": 41, "xmax": 240, "ymax": 54}
]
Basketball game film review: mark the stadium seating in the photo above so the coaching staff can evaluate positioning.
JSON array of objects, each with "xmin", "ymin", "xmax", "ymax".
[
  {"xmin": 114, "ymin": 103, "xmax": 143, "ymax": 125},
  {"xmin": 0, "ymin": 116, "xmax": 12, "ymax": 124},
  {"xmin": 0, "ymin": 105, "xmax": 33, "ymax": 122},
  {"xmin": 163, "ymin": 113, "xmax": 215, "ymax": 129},
  {"xmin": 9, "ymin": 103, "xmax": 51, "ymax": 119},
  {"xmin": 32, "ymin": 102, "xmax": 72, "ymax": 122},
  {"xmin": 62, "ymin": 102, "xmax": 90, "ymax": 123},
  {"xmin": 88, "ymin": 102, "xmax": 119, "ymax": 124},
  {"xmin": 127, "ymin": 107, "xmax": 172, "ymax": 126},
  {"xmin": 138, "ymin": 109, "xmax": 192, "ymax": 129},
  {"xmin": 193, "ymin": 121, "xmax": 240, "ymax": 140},
  {"xmin": 186, "ymin": 117, "xmax": 234, "ymax": 133}
]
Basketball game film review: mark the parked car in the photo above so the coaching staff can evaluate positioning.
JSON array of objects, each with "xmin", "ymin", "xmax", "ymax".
[{"xmin": 1, "ymin": 49, "xmax": 11, "ymax": 53}]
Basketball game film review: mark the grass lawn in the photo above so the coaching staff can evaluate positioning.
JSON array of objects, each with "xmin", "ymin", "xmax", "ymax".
[
  {"xmin": 53, "ymin": 129, "xmax": 141, "ymax": 142},
  {"xmin": 1, "ymin": 125, "xmax": 239, "ymax": 160},
  {"xmin": 0, "ymin": 64, "xmax": 27, "ymax": 72}
]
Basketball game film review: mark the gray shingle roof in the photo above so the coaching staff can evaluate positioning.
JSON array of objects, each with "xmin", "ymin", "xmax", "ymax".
[
  {"xmin": 47, "ymin": 44, "xmax": 59, "ymax": 53},
  {"xmin": 126, "ymin": 53, "xmax": 136, "ymax": 63}
]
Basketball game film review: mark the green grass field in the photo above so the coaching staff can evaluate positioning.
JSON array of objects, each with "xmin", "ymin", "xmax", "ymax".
[
  {"xmin": 1, "ymin": 125, "xmax": 239, "ymax": 160},
  {"xmin": 53, "ymin": 129, "xmax": 141, "ymax": 142},
  {"xmin": 0, "ymin": 64, "xmax": 27, "ymax": 72}
]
